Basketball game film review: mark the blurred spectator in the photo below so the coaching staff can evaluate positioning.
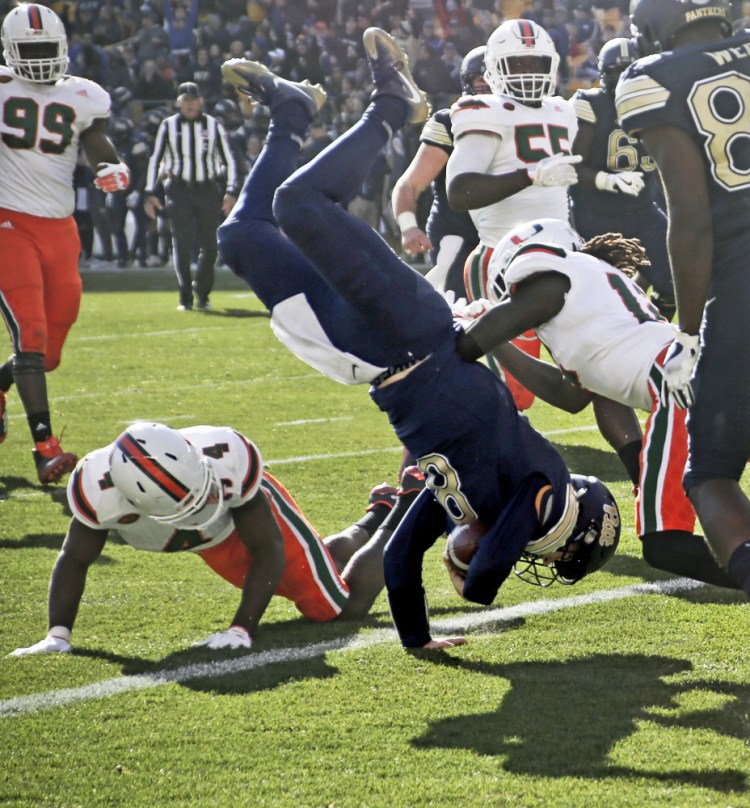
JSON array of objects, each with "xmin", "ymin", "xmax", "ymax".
[
  {"xmin": 189, "ymin": 47, "xmax": 224, "ymax": 102},
  {"xmin": 74, "ymin": 0, "xmax": 101, "ymax": 35},
  {"xmin": 412, "ymin": 43, "xmax": 455, "ymax": 110},
  {"xmin": 441, "ymin": 40, "xmax": 463, "ymax": 92},
  {"xmin": 571, "ymin": 1, "xmax": 597, "ymax": 45},
  {"xmin": 289, "ymin": 34, "xmax": 325, "ymax": 83},
  {"xmin": 269, "ymin": 0, "xmax": 307, "ymax": 39},
  {"xmin": 106, "ymin": 48, "xmax": 136, "ymax": 91},
  {"xmin": 451, "ymin": 11, "xmax": 487, "ymax": 55},
  {"xmin": 92, "ymin": 5, "xmax": 124, "ymax": 46},
  {"xmin": 419, "ymin": 18, "xmax": 443, "ymax": 55},
  {"xmin": 300, "ymin": 119, "xmax": 334, "ymax": 164},
  {"xmin": 197, "ymin": 12, "xmax": 232, "ymax": 56},
  {"xmin": 337, "ymin": 17, "xmax": 366, "ymax": 71},
  {"xmin": 135, "ymin": 8, "xmax": 170, "ymax": 63},
  {"xmin": 69, "ymin": 33, "xmax": 108, "ymax": 85},
  {"xmin": 164, "ymin": 0, "xmax": 199, "ymax": 56},
  {"xmin": 134, "ymin": 58, "xmax": 175, "ymax": 103}
]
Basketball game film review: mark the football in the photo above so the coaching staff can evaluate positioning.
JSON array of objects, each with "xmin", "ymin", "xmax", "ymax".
[{"xmin": 444, "ymin": 521, "xmax": 487, "ymax": 576}]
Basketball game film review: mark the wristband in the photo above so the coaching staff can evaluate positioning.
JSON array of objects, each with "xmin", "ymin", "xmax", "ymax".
[
  {"xmin": 396, "ymin": 211, "xmax": 418, "ymax": 231},
  {"xmin": 49, "ymin": 625, "xmax": 71, "ymax": 642},
  {"xmin": 594, "ymin": 171, "xmax": 611, "ymax": 191}
]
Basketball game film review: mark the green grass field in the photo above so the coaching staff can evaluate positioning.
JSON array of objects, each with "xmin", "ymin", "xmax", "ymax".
[{"xmin": 1, "ymin": 268, "xmax": 748, "ymax": 808}]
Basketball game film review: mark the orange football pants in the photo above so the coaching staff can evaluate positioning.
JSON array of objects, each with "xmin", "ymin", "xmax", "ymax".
[
  {"xmin": 198, "ymin": 472, "xmax": 350, "ymax": 621},
  {"xmin": 636, "ymin": 349, "xmax": 696, "ymax": 536},
  {"xmin": 0, "ymin": 207, "xmax": 81, "ymax": 370}
]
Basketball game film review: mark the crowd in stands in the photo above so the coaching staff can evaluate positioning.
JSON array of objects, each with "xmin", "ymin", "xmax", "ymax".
[{"xmin": 2, "ymin": 0, "xmax": 746, "ymax": 267}]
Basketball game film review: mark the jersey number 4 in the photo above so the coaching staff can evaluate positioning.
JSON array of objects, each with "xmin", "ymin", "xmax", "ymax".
[{"xmin": 1, "ymin": 97, "xmax": 75, "ymax": 154}]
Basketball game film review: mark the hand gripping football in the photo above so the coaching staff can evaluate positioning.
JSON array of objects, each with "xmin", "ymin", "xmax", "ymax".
[{"xmin": 443, "ymin": 521, "xmax": 487, "ymax": 576}]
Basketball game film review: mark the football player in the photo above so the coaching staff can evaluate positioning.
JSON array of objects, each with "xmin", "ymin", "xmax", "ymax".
[
  {"xmin": 391, "ymin": 46, "xmax": 487, "ymax": 297},
  {"xmin": 615, "ymin": 0, "xmax": 750, "ymax": 598},
  {"xmin": 217, "ymin": 29, "xmax": 620, "ymax": 651},
  {"xmin": 445, "ymin": 20, "xmax": 579, "ymax": 412},
  {"xmin": 0, "ymin": 4, "xmax": 130, "ymax": 484},
  {"xmin": 570, "ymin": 38, "xmax": 675, "ymax": 321},
  {"xmin": 456, "ymin": 218, "xmax": 739, "ymax": 591},
  {"xmin": 10, "ymin": 422, "xmax": 418, "ymax": 655}
]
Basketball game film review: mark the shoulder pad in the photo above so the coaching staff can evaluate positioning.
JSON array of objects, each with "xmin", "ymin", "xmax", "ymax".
[
  {"xmin": 451, "ymin": 94, "xmax": 506, "ymax": 139},
  {"xmin": 571, "ymin": 94, "xmax": 596, "ymax": 125}
]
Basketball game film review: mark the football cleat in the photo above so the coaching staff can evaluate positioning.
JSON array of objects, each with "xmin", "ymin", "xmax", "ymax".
[
  {"xmin": 362, "ymin": 27, "xmax": 429, "ymax": 125},
  {"xmin": 366, "ymin": 482, "xmax": 397, "ymax": 512},
  {"xmin": 0, "ymin": 390, "xmax": 7, "ymax": 444},
  {"xmin": 33, "ymin": 436, "xmax": 78, "ymax": 485},
  {"xmin": 221, "ymin": 59, "xmax": 327, "ymax": 116},
  {"xmin": 398, "ymin": 465, "xmax": 426, "ymax": 496}
]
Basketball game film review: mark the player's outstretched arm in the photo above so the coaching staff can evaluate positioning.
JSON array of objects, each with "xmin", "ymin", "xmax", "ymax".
[
  {"xmin": 10, "ymin": 519, "xmax": 107, "ymax": 656},
  {"xmin": 223, "ymin": 494, "xmax": 286, "ymax": 643},
  {"xmin": 81, "ymin": 118, "xmax": 130, "ymax": 193}
]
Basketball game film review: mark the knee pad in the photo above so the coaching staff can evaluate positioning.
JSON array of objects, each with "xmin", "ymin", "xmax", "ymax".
[{"xmin": 13, "ymin": 352, "xmax": 45, "ymax": 376}]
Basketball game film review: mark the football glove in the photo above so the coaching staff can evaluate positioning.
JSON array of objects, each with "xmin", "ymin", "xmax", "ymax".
[
  {"xmin": 528, "ymin": 153, "xmax": 582, "ymax": 187},
  {"xmin": 10, "ymin": 628, "xmax": 72, "ymax": 656},
  {"xmin": 126, "ymin": 190, "xmax": 141, "ymax": 210},
  {"xmin": 595, "ymin": 170, "xmax": 645, "ymax": 197},
  {"xmin": 196, "ymin": 625, "xmax": 252, "ymax": 650},
  {"xmin": 94, "ymin": 162, "xmax": 131, "ymax": 193},
  {"xmin": 452, "ymin": 298, "xmax": 492, "ymax": 330},
  {"xmin": 661, "ymin": 329, "xmax": 700, "ymax": 409}
]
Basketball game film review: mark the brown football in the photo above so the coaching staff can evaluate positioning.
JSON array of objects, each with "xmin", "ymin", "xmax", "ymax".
[{"xmin": 444, "ymin": 521, "xmax": 487, "ymax": 575}]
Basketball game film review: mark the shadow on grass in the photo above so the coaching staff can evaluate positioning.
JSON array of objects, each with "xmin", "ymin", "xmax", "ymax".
[
  {"xmin": 550, "ymin": 442, "xmax": 626, "ymax": 484},
  {"xmin": 414, "ymin": 652, "xmax": 750, "ymax": 793}
]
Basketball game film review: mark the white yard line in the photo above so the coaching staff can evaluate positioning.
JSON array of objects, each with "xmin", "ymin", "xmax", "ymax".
[{"xmin": 0, "ymin": 578, "xmax": 703, "ymax": 718}]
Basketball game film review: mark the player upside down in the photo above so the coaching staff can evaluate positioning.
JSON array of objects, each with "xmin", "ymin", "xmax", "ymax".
[{"xmin": 217, "ymin": 29, "xmax": 621, "ymax": 649}]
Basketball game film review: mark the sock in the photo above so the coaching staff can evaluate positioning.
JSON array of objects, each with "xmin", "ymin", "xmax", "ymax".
[
  {"xmin": 642, "ymin": 531, "xmax": 740, "ymax": 589},
  {"xmin": 355, "ymin": 502, "xmax": 393, "ymax": 537},
  {"xmin": 268, "ymin": 100, "xmax": 312, "ymax": 138},
  {"xmin": 728, "ymin": 540, "xmax": 750, "ymax": 597},
  {"xmin": 28, "ymin": 412, "xmax": 52, "ymax": 444},
  {"xmin": 0, "ymin": 357, "xmax": 14, "ymax": 391},
  {"xmin": 617, "ymin": 439, "xmax": 642, "ymax": 487},
  {"xmin": 368, "ymin": 95, "xmax": 409, "ymax": 135}
]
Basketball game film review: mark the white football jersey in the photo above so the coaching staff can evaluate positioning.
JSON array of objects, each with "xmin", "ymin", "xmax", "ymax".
[
  {"xmin": 0, "ymin": 67, "xmax": 110, "ymax": 217},
  {"xmin": 67, "ymin": 426, "xmax": 264, "ymax": 553},
  {"xmin": 503, "ymin": 247, "xmax": 674, "ymax": 410},
  {"xmin": 447, "ymin": 93, "xmax": 578, "ymax": 248}
]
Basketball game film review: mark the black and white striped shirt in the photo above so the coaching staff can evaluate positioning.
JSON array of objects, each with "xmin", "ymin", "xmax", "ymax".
[{"xmin": 145, "ymin": 113, "xmax": 238, "ymax": 195}]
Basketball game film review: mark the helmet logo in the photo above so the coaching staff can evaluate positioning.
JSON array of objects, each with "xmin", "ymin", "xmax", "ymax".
[
  {"xmin": 511, "ymin": 222, "xmax": 543, "ymax": 245},
  {"xmin": 515, "ymin": 20, "xmax": 538, "ymax": 46},
  {"xmin": 600, "ymin": 503, "xmax": 620, "ymax": 546}
]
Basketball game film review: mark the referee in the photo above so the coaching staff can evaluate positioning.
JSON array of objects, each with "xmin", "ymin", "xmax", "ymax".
[{"xmin": 144, "ymin": 82, "xmax": 238, "ymax": 311}]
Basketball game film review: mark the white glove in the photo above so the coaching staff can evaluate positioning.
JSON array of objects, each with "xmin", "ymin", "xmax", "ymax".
[
  {"xmin": 94, "ymin": 161, "xmax": 131, "ymax": 192},
  {"xmin": 452, "ymin": 297, "xmax": 492, "ymax": 330},
  {"xmin": 196, "ymin": 625, "xmax": 252, "ymax": 650},
  {"xmin": 661, "ymin": 329, "xmax": 700, "ymax": 409},
  {"xmin": 595, "ymin": 170, "xmax": 645, "ymax": 196},
  {"xmin": 10, "ymin": 627, "xmax": 72, "ymax": 656},
  {"xmin": 528, "ymin": 153, "xmax": 582, "ymax": 187}
]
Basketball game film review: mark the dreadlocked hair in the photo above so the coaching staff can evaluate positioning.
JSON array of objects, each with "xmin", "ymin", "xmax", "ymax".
[{"xmin": 581, "ymin": 233, "xmax": 649, "ymax": 277}]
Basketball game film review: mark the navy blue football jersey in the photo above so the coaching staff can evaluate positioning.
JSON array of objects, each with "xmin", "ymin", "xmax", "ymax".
[
  {"xmin": 571, "ymin": 87, "xmax": 660, "ymax": 217},
  {"xmin": 616, "ymin": 33, "xmax": 750, "ymax": 265}
]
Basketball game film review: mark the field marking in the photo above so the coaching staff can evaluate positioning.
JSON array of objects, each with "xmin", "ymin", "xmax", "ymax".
[
  {"xmin": 275, "ymin": 417, "xmax": 354, "ymax": 426},
  {"xmin": 0, "ymin": 578, "xmax": 702, "ymax": 718}
]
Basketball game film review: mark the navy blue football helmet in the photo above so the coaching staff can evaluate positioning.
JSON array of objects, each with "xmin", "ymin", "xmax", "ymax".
[
  {"xmin": 460, "ymin": 46, "xmax": 487, "ymax": 94},
  {"xmin": 630, "ymin": 0, "xmax": 732, "ymax": 56},
  {"xmin": 598, "ymin": 37, "xmax": 636, "ymax": 95},
  {"xmin": 515, "ymin": 474, "xmax": 620, "ymax": 586}
]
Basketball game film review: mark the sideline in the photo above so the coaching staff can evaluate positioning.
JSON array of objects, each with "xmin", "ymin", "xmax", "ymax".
[{"xmin": 0, "ymin": 578, "xmax": 703, "ymax": 718}]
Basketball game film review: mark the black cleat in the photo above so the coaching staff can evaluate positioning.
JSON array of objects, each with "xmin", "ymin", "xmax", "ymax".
[
  {"xmin": 362, "ymin": 27, "xmax": 429, "ymax": 125},
  {"xmin": 221, "ymin": 59, "xmax": 327, "ymax": 115}
]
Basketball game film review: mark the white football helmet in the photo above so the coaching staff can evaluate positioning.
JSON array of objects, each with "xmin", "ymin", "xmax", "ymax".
[
  {"xmin": 1, "ymin": 4, "xmax": 68, "ymax": 83},
  {"xmin": 109, "ymin": 422, "xmax": 224, "ymax": 531},
  {"xmin": 487, "ymin": 218, "xmax": 583, "ymax": 304},
  {"xmin": 484, "ymin": 20, "xmax": 559, "ymax": 103}
]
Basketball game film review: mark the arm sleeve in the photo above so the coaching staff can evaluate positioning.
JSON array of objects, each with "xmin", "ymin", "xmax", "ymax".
[
  {"xmin": 383, "ymin": 487, "xmax": 450, "ymax": 647},
  {"xmin": 463, "ymin": 472, "xmax": 549, "ymax": 605}
]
